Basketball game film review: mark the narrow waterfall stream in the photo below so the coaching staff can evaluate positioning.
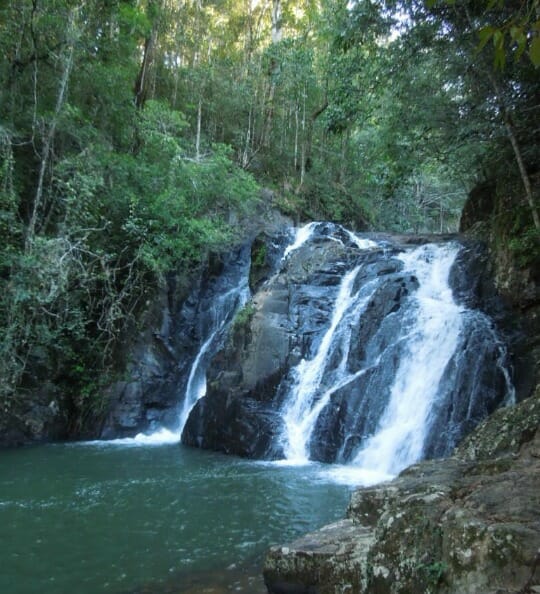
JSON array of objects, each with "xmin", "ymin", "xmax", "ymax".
[
  {"xmin": 105, "ymin": 247, "xmax": 252, "ymax": 446},
  {"xmin": 177, "ymin": 281, "xmax": 250, "ymax": 436},
  {"xmin": 281, "ymin": 264, "xmax": 365, "ymax": 462}
]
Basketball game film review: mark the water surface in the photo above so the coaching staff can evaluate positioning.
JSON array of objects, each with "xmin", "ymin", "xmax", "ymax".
[{"xmin": 0, "ymin": 442, "xmax": 352, "ymax": 594}]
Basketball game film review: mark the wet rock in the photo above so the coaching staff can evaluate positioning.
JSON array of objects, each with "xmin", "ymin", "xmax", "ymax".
[
  {"xmin": 185, "ymin": 225, "xmax": 515, "ymax": 462},
  {"xmin": 99, "ymin": 211, "xmax": 296, "ymax": 442},
  {"xmin": 263, "ymin": 387, "xmax": 540, "ymax": 594},
  {"xmin": 100, "ymin": 244, "xmax": 253, "ymax": 439},
  {"xmin": 183, "ymin": 229, "xmax": 357, "ymax": 457}
]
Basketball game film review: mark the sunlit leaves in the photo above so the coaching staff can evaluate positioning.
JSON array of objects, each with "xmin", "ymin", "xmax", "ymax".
[
  {"xmin": 530, "ymin": 27, "xmax": 540, "ymax": 66},
  {"xmin": 425, "ymin": 0, "xmax": 539, "ymax": 67}
]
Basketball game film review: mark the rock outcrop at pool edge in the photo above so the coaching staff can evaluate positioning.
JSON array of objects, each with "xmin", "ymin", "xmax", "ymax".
[{"xmin": 263, "ymin": 385, "xmax": 540, "ymax": 594}]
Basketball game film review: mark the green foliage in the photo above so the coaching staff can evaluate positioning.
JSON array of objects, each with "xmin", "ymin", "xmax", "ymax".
[
  {"xmin": 509, "ymin": 225, "xmax": 540, "ymax": 267},
  {"xmin": 230, "ymin": 301, "xmax": 256, "ymax": 346},
  {"xmin": 252, "ymin": 242, "xmax": 267, "ymax": 269},
  {"xmin": 233, "ymin": 302, "xmax": 256, "ymax": 330},
  {"xmin": 0, "ymin": 0, "xmax": 261, "ymax": 425},
  {"xmin": 416, "ymin": 560, "xmax": 448, "ymax": 586}
]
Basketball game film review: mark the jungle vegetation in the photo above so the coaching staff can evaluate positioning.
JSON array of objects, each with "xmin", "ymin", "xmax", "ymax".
[{"xmin": 0, "ymin": 0, "xmax": 538, "ymax": 421}]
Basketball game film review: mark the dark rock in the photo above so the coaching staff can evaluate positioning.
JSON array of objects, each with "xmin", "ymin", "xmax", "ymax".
[
  {"xmin": 0, "ymin": 382, "xmax": 68, "ymax": 447},
  {"xmin": 183, "ymin": 224, "xmax": 373, "ymax": 457},
  {"xmin": 100, "ymin": 243, "xmax": 253, "ymax": 439},
  {"xmin": 98, "ymin": 210, "xmax": 296, "ymax": 442},
  {"xmin": 185, "ymin": 226, "xmax": 515, "ymax": 463},
  {"xmin": 459, "ymin": 182, "xmax": 496, "ymax": 233}
]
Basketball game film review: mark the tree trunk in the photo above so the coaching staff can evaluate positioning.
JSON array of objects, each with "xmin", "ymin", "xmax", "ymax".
[
  {"xmin": 261, "ymin": 0, "xmax": 282, "ymax": 147},
  {"xmin": 464, "ymin": 7, "xmax": 539, "ymax": 230},
  {"xmin": 294, "ymin": 99, "xmax": 299, "ymax": 172},
  {"xmin": 299, "ymin": 87, "xmax": 307, "ymax": 188},
  {"xmin": 301, "ymin": 98, "xmax": 328, "ymax": 181},
  {"xmin": 196, "ymin": 97, "xmax": 202, "ymax": 161},
  {"xmin": 271, "ymin": 0, "xmax": 282, "ymax": 44},
  {"xmin": 502, "ymin": 112, "xmax": 540, "ymax": 230},
  {"xmin": 26, "ymin": 10, "xmax": 77, "ymax": 249},
  {"xmin": 134, "ymin": 29, "xmax": 158, "ymax": 110}
]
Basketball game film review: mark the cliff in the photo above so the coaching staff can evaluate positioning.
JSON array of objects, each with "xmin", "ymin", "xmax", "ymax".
[{"xmin": 460, "ymin": 180, "xmax": 540, "ymax": 398}]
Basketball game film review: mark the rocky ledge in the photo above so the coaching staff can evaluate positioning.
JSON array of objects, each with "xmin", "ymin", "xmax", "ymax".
[{"xmin": 263, "ymin": 386, "xmax": 540, "ymax": 594}]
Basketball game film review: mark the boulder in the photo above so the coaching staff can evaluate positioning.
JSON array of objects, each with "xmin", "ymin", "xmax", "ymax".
[{"xmin": 263, "ymin": 387, "xmax": 540, "ymax": 594}]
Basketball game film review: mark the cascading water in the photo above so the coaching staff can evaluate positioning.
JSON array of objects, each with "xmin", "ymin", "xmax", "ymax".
[
  {"xmin": 279, "ymin": 223, "xmax": 383, "ymax": 462},
  {"xmin": 100, "ymin": 246, "xmax": 252, "ymax": 446},
  {"xmin": 352, "ymin": 244, "xmax": 463, "ymax": 475},
  {"xmin": 182, "ymin": 222, "xmax": 515, "ymax": 482},
  {"xmin": 176, "ymin": 282, "xmax": 251, "ymax": 436},
  {"xmin": 279, "ymin": 240, "xmax": 462, "ymax": 467},
  {"xmin": 281, "ymin": 266, "xmax": 363, "ymax": 462},
  {"xmin": 277, "ymin": 232, "xmax": 513, "ymax": 474},
  {"xmin": 283, "ymin": 222, "xmax": 319, "ymax": 259}
]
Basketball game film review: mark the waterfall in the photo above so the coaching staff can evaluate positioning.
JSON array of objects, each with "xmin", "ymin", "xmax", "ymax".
[
  {"xmin": 276, "ymin": 235, "xmax": 513, "ymax": 474},
  {"xmin": 176, "ymin": 283, "xmax": 250, "ymax": 436},
  {"xmin": 352, "ymin": 244, "xmax": 463, "ymax": 475},
  {"xmin": 181, "ymin": 223, "xmax": 514, "ymax": 477},
  {"xmin": 281, "ymin": 266, "xmax": 363, "ymax": 462},
  {"xmin": 282, "ymin": 222, "xmax": 318, "ymax": 260},
  {"xmin": 279, "ymin": 223, "xmax": 380, "ymax": 462}
]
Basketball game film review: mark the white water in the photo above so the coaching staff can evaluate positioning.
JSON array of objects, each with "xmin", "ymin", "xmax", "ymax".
[
  {"xmin": 177, "ymin": 325, "xmax": 223, "ymax": 434},
  {"xmin": 345, "ymin": 229, "xmax": 377, "ymax": 251},
  {"xmin": 352, "ymin": 243, "xmax": 463, "ymax": 475},
  {"xmin": 132, "ymin": 260, "xmax": 250, "ymax": 444},
  {"xmin": 281, "ymin": 266, "xmax": 362, "ymax": 462},
  {"xmin": 282, "ymin": 222, "xmax": 318, "ymax": 260},
  {"xmin": 282, "ymin": 222, "xmax": 376, "ymax": 262},
  {"xmin": 279, "ymin": 240, "xmax": 466, "ymax": 481},
  {"xmin": 176, "ymin": 283, "xmax": 250, "ymax": 437},
  {"xmin": 81, "ymin": 427, "xmax": 180, "ymax": 447}
]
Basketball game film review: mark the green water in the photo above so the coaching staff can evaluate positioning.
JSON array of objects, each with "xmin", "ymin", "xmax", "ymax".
[{"xmin": 0, "ymin": 441, "xmax": 353, "ymax": 594}]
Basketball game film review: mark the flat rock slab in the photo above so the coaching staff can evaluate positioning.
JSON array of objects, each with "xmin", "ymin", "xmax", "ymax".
[{"xmin": 264, "ymin": 519, "xmax": 374, "ymax": 594}]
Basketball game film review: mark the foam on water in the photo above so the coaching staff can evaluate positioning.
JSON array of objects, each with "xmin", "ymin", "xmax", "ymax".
[{"xmin": 81, "ymin": 428, "xmax": 180, "ymax": 447}]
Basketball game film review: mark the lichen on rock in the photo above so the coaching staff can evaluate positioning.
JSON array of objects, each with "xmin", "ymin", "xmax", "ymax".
[{"xmin": 263, "ymin": 388, "xmax": 540, "ymax": 594}]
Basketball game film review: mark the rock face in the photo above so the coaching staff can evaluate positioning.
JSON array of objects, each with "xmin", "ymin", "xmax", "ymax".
[
  {"xmin": 98, "ymin": 210, "xmax": 297, "ymax": 440},
  {"xmin": 0, "ymin": 387, "xmax": 67, "ymax": 447},
  {"xmin": 459, "ymin": 181, "xmax": 540, "ymax": 398},
  {"xmin": 263, "ymin": 386, "xmax": 540, "ymax": 594},
  {"xmin": 99, "ymin": 244, "xmax": 253, "ymax": 439},
  {"xmin": 183, "ymin": 224, "xmax": 515, "ymax": 464}
]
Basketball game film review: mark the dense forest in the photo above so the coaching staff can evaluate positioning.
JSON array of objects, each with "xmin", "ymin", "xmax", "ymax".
[{"xmin": 0, "ymin": 0, "xmax": 538, "ymax": 431}]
